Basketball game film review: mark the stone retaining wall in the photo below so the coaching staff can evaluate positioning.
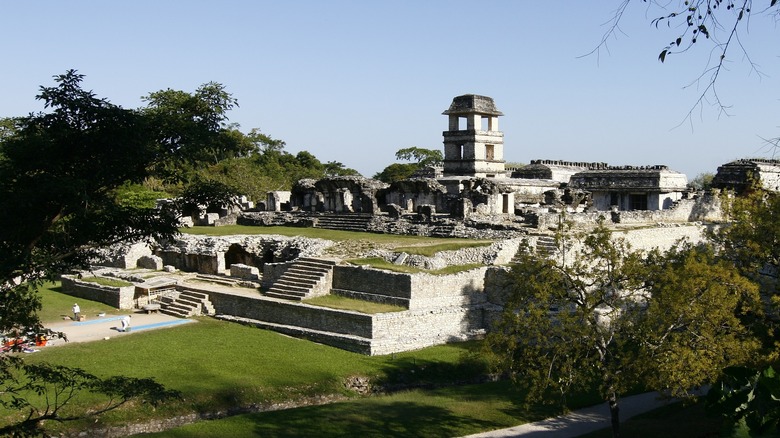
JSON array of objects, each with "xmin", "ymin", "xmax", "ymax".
[
  {"xmin": 370, "ymin": 306, "xmax": 486, "ymax": 355},
  {"xmin": 61, "ymin": 276, "xmax": 136, "ymax": 309},
  {"xmin": 332, "ymin": 266, "xmax": 412, "ymax": 299},
  {"xmin": 206, "ymin": 289, "xmax": 374, "ymax": 338}
]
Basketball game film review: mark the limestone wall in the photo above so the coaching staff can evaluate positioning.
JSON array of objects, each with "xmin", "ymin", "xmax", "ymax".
[
  {"xmin": 332, "ymin": 266, "xmax": 412, "ymax": 299},
  {"xmin": 370, "ymin": 307, "xmax": 486, "ymax": 355},
  {"xmin": 61, "ymin": 276, "xmax": 136, "ymax": 309},
  {"xmin": 206, "ymin": 289, "xmax": 374, "ymax": 338},
  {"xmin": 614, "ymin": 224, "xmax": 708, "ymax": 252},
  {"xmin": 408, "ymin": 268, "xmax": 488, "ymax": 310}
]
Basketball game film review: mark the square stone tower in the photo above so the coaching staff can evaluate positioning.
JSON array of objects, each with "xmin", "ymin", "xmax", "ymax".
[{"xmin": 442, "ymin": 94, "xmax": 506, "ymax": 177}]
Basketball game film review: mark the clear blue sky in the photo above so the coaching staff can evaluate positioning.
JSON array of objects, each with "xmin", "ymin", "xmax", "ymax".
[{"xmin": 2, "ymin": 1, "xmax": 778, "ymax": 179}]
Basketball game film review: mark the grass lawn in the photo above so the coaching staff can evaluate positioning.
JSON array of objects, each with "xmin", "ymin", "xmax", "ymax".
[
  {"xmin": 303, "ymin": 295, "xmax": 406, "ymax": 313},
  {"xmin": 182, "ymin": 225, "xmax": 491, "ymax": 249},
  {"xmin": 5, "ymin": 284, "xmax": 492, "ymax": 435},
  {"xmin": 140, "ymin": 382, "xmax": 591, "ymax": 438},
  {"xmin": 346, "ymin": 257, "xmax": 485, "ymax": 274},
  {"xmin": 37, "ymin": 282, "xmax": 124, "ymax": 322}
]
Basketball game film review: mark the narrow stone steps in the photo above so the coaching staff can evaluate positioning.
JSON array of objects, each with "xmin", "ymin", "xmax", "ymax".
[
  {"xmin": 313, "ymin": 215, "xmax": 373, "ymax": 232},
  {"xmin": 158, "ymin": 289, "xmax": 216, "ymax": 317}
]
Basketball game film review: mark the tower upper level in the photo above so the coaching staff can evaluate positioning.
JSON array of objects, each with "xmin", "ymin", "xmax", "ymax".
[{"xmin": 442, "ymin": 94, "xmax": 506, "ymax": 178}]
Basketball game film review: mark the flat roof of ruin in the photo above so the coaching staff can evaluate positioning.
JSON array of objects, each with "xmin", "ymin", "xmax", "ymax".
[{"xmin": 442, "ymin": 94, "xmax": 503, "ymax": 116}]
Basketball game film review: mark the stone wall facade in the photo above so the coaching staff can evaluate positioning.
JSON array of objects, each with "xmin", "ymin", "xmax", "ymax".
[{"xmin": 61, "ymin": 275, "xmax": 136, "ymax": 309}]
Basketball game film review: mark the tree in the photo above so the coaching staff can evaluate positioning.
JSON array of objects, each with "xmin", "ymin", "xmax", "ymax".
[
  {"xmin": 688, "ymin": 172, "xmax": 715, "ymax": 190},
  {"xmin": 324, "ymin": 161, "xmax": 360, "ymax": 177},
  {"xmin": 374, "ymin": 146, "xmax": 442, "ymax": 183},
  {"xmin": 0, "ymin": 71, "xmax": 181, "ymax": 435},
  {"xmin": 485, "ymin": 219, "xmax": 763, "ymax": 437},
  {"xmin": 713, "ymin": 188, "xmax": 780, "ymax": 281},
  {"xmin": 373, "ymin": 162, "xmax": 420, "ymax": 183},
  {"xmin": 142, "ymin": 82, "xmax": 253, "ymax": 180},
  {"xmin": 394, "ymin": 146, "xmax": 442, "ymax": 167},
  {"xmin": 597, "ymin": 1, "xmax": 780, "ymax": 120}
]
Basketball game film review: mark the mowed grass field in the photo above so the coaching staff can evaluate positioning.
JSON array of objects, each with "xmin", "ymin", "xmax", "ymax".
[
  {"xmin": 7, "ymin": 284, "xmax": 541, "ymax": 436},
  {"xmin": 3, "ymin": 227, "xmax": 727, "ymax": 436}
]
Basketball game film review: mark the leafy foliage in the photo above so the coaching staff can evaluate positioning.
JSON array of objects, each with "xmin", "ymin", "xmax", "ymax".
[
  {"xmin": 141, "ymin": 82, "xmax": 254, "ymax": 181},
  {"xmin": 395, "ymin": 146, "xmax": 443, "ymax": 167},
  {"xmin": 706, "ymin": 365, "xmax": 780, "ymax": 436},
  {"xmin": 486, "ymin": 218, "xmax": 763, "ymax": 437},
  {"xmin": 0, "ymin": 361, "xmax": 180, "ymax": 437},
  {"xmin": 374, "ymin": 147, "xmax": 442, "ymax": 183},
  {"xmin": 0, "ymin": 70, "xmax": 180, "ymax": 288}
]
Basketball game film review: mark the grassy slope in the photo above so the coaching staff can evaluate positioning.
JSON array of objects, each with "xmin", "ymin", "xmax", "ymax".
[{"xmin": 8, "ymin": 285, "xmax": 492, "ymax": 434}]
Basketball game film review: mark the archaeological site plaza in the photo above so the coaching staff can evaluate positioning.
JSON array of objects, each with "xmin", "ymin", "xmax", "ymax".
[{"xmin": 62, "ymin": 94, "xmax": 780, "ymax": 355}]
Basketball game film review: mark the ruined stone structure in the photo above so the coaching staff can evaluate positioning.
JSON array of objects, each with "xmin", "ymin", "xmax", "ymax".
[
  {"xmin": 442, "ymin": 94, "xmax": 506, "ymax": 178},
  {"xmin": 512, "ymin": 160, "xmax": 609, "ymax": 183},
  {"xmin": 712, "ymin": 159, "xmax": 780, "ymax": 193},
  {"xmin": 569, "ymin": 165, "xmax": 688, "ymax": 211},
  {"xmin": 290, "ymin": 176, "xmax": 387, "ymax": 213}
]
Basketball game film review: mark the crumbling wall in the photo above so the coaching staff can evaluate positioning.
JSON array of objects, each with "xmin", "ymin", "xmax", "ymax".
[{"xmin": 154, "ymin": 234, "xmax": 332, "ymax": 274}]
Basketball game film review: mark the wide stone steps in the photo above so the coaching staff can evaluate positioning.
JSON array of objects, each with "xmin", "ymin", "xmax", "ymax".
[
  {"xmin": 265, "ymin": 257, "xmax": 337, "ymax": 301},
  {"xmin": 313, "ymin": 214, "xmax": 373, "ymax": 232},
  {"xmin": 159, "ymin": 289, "xmax": 215, "ymax": 318},
  {"xmin": 430, "ymin": 224, "xmax": 456, "ymax": 237}
]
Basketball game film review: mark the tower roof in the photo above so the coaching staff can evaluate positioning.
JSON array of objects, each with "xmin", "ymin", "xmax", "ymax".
[{"xmin": 442, "ymin": 94, "xmax": 503, "ymax": 116}]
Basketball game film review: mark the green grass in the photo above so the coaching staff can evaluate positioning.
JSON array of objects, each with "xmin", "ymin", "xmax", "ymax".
[
  {"xmin": 37, "ymin": 282, "xmax": 120, "ymax": 322},
  {"xmin": 346, "ymin": 258, "xmax": 484, "ymax": 275},
  {"xmin": 182, "ymin": 225, "xmax": 490, "ymax": 248},
  {"xmin": 140, "ymin": 382, "xmax": 575, "ymax": 438},
  {"xmin": 393, "ymin": 241, "xmax": 492, "ymax": 257},
  {"xmin": 7, "ymin": 285, "xmax": 491, "ymax": 435},
  {"xmin": 304, "ymin": 295, "xmax": 406, "ymax": 314},
  {"xmin": 79, "ymin": 276, "xmax": 134, "ymax": 287}
]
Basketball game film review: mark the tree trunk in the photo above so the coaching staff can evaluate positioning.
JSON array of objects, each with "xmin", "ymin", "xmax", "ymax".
[{"xmin": 608, "ymin": 392, "xmax": 620, "ymax": 438}]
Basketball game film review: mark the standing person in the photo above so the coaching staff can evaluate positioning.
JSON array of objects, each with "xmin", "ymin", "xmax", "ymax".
[
  {"xmin": 120, "ymin": 314, "xmax": 131, "ymax": 332},
  {"xmin": 72, "ymin": 303, "xmax": 80, "ymax": 321}
]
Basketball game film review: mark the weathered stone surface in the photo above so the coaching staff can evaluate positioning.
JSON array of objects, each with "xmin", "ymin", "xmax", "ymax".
[
  {"xmin": 712, "ymin": 159, "xmax": 780, "ymax": 193},
  {"xmin": 137, "ymin": 255, "xmax": 163, "ymax": 270},
  {"xmin": 230, "ymin": 263, "xmax": 260, "ymax": 281},
  {"xmin": 91, "ymin": 241, "xmax": 152, "ymax": 269}
]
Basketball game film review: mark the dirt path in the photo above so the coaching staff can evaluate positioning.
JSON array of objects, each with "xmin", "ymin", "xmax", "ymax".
[{"xmin": 41, "ymin": 311, "xmax": 195, "ymax": 348}]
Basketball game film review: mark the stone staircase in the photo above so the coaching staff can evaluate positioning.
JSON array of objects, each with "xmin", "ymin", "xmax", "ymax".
[
  {"xmin": 313, "ymin": 214, "xmax": 373, "ymax": 232},
  {"xmin": 430, "ymin": 224, "xmax": 457, "ymax": 237},
  {"xmin": 159, "ymin": 288, "xmax": 216, "ymax": 318},
  {"xmin": 510, "ymin": 235, "xmax": 558, "ymax": 263},
  {"xmin": 535, "ymin": 235, "xmax": 558, "ymax": 257},
  {"xmin": 265, "ymin": 257, "xmax": 337, "ymax": 301}
]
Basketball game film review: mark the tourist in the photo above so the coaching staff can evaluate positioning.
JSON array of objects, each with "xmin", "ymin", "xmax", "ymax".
[
  {"xmin": 120, "ymin": 315, "xmax": 131, "ymax": 332},
  {"xmin": 72, "ymin": 303, "xmax": 80, "ymax": 321}
]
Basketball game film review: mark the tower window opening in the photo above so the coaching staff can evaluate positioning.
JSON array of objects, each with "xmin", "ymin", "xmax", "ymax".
[{"xmin": 486, "ymin": 144, "xmax": 494, "ymax": 161}]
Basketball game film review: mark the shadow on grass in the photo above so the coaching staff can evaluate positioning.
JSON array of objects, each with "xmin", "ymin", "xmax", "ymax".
[{"xmin": 247, "ymin": 400, "xmax": 500, "ymax": 438}]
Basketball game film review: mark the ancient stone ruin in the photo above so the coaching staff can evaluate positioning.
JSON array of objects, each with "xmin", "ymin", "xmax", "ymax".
[{"xmin": 72, "ymin": 94, "xmax": 777, "ymax": 355}]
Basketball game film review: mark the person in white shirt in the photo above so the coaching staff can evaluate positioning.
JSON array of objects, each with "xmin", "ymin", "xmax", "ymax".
[{"xmin": 120, "ymin": 315, "xmax": 131, "ymax": 332}]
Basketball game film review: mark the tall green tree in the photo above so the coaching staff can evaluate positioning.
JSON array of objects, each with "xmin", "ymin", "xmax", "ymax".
[
  {"xmin": 373, "ymin": 146, "xmax": 442, "ymax": 183},
  {"xmin": 486, "ymin": 219, "xmax": 763, "ymax": 437},
  {"xmin": 142, "ymin": 82, "xmax": 253, "ymax": 181},
  {"xmin": 0, "ymin": 71, "xmax": 181, "ymax": 435}
]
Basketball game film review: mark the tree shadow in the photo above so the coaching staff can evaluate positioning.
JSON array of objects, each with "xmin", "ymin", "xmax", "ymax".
[{"xmin": 248, "ymin": 400, "xmax": 499, "ymax": 437}]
